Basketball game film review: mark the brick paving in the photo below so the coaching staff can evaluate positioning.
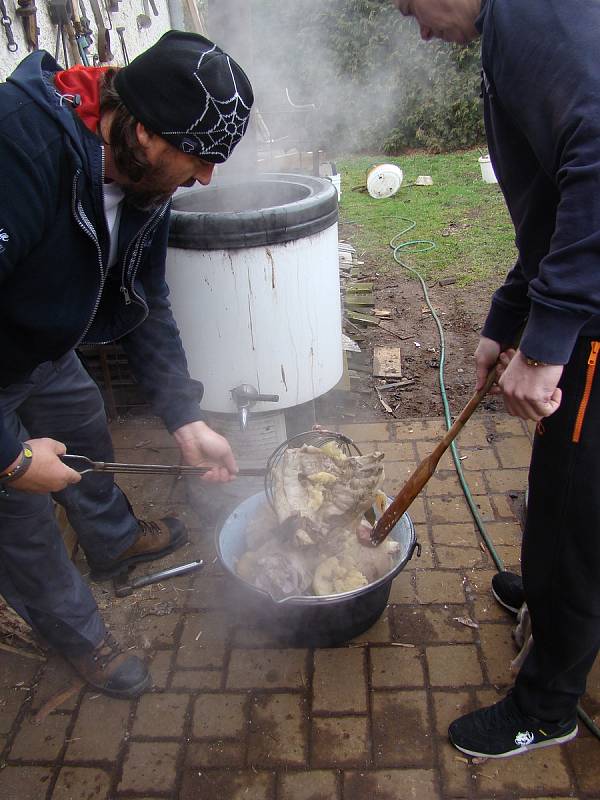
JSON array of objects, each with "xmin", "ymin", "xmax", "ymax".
[{"xmin": 0, "ymin": 413, "xmax": 599, "ymax": 799}]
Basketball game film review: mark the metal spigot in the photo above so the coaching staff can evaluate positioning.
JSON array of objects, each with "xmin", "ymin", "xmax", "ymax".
[{"xmin": 230, "ymin": 384, "xmax": 279, "ymax": 431}]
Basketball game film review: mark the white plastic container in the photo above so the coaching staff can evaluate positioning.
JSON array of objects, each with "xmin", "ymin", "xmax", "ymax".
[
  {"xmin": 328, "ymin": 173, "xmax": 341, "ymax": 201},
  {"xmin": 478, "ymin": 155, "xmax": 498, "ymax": 184},
  {"xmin": 366, "ymin": 163, "xmax": 403, "ymax": 198}
]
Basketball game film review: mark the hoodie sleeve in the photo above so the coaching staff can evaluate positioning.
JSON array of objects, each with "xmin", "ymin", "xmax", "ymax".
[
  {"xmin": 484, "ymin": 0, "xmax": 600, "ymax": 364},
  {"xmin": 119, "ymin": 213, "xmax": 207, "ymax": 433},
  {"xmin": 0, "ymin": 134, "xmax": 51, "ymax": 471}
]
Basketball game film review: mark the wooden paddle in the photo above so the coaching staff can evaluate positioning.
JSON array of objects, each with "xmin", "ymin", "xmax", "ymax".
[{"xmin": 367, "ymin": 365, "xmax": 499, "ymax": 547}]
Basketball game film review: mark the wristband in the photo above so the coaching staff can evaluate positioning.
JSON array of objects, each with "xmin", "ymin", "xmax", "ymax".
[{"xmin": 0, "ymin": 444, "xmax": 33, "ymax": 486}]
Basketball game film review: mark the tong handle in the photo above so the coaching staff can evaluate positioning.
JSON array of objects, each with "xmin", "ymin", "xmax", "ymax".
[{"xmin": 60, "ymin": 454, "xmax": 265, "ymax": 477}]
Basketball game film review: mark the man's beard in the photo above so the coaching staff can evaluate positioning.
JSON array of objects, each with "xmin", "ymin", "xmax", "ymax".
[{"xmin": 119, "ymin": 156, "xmax": 179, "ymax": 211}]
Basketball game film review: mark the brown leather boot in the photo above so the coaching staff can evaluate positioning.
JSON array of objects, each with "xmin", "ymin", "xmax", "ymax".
[
  {"xmin": 89, "ymin": 516, "xmax": 188, "ymax": 581},
  {"xmin": 68, "ymin": 632, "xmax": 151, "ymax": 698}
]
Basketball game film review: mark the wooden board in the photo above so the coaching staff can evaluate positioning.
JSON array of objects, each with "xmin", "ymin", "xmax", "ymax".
[{"xmin": 373, "ymin": 345, "xmax": 403, "ymax": 378}]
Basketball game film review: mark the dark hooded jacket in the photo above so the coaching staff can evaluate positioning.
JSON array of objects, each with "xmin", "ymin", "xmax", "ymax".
[
  {"xmin": 0, "ymin": 51, "xmax": 204, "ymax": 471},
  {"xmin": 477, "ymin": 0, "xmax": 600, "ymax": 363}
]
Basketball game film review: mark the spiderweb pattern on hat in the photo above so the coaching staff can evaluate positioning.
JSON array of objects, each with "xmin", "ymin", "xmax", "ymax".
[{"xmin": 161, "ymin": 44, "xmax": 252, "ymax": 163}]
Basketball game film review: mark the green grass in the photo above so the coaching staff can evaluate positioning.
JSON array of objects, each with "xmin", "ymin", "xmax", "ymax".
[{"xmin": 336, "ymin": 150, "xmax": 516, "ymax": 286}]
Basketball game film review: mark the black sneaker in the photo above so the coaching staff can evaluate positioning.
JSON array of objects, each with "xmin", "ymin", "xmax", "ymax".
[
  {"xmin": 449, "ymin": 694, "xmax": 578, "ymax": 759},
  {"xmin": 491, "ymin": 571, "xmax": 525, "ymax": 615}
]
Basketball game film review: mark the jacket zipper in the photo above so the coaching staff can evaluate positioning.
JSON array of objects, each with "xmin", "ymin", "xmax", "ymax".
[
  {"xmin": 120, "ymin": 202, "xmax": 169, "ymax": 306},
  {"xmin": 71, "ymin": 162, "xmax": 107, "ymax": 346},
  {"xmin": 572, "ymin": 340, "xmax": 600, "ymax": 443}
]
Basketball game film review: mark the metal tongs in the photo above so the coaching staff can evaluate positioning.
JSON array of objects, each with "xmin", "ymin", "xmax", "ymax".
[{"xmin": 60, "ymin": 454, "xmax": 266, "ymax": 477}]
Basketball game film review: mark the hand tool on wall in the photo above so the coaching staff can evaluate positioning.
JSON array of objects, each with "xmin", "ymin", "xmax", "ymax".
[
  {"xmin": 368, "ymin": 365, "xmax": 499, "ymax": 546},
  {"xmin": 115, "ymin": 24, "xmax": 128, "ymax": 64},
  {"xmin": 136, "ymin": 0, "xmax": 151, "ymax": 30},
  {"xmin": 148, "ymin": 0, "xmax": 158, "ymax": 15},
  {"xmin": 69, "ymin": 0, "xmax": 90, "ymax": 64},
  {"xmin": 61, "ymin": 454, "xmax": 267, "ymax": 478},
  {"xmin": 16, "ymin": 0, "xmax": 40, "ymax": 50},
  {"xmin": 0, "ymin": 0, "xmax": 18, "ymax": 51},
  {"xmin": 87, "ymin": 0, "xmax": 112, "ymax": 61},
  {"xmin": 47, "ymin": 0, "xmax": 70, "ymax": 66},
  {"xmin": 113, "ymin": 560, "xmax": 204, "ymax": 597}
]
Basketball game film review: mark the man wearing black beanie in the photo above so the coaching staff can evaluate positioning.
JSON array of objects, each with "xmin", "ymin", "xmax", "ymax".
[{"xmin": 0, "ymin": 31, "xmax": 253, "ymax": 698}]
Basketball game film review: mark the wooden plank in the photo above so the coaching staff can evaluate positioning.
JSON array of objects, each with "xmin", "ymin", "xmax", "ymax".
[
  {"xmin": 347, "ymin": 282, "xmax": 374, "ymax": 293},
  {"xmin": 373, "ymin": 345, "xmax": 403, "ymax": 378},
  {"xmin": 347, "ymin": 311, "xmax": 380, "ymax": 326},
  {"xmin": 345, "ymin": 293, "xmax": 374, "ymax": 307}
]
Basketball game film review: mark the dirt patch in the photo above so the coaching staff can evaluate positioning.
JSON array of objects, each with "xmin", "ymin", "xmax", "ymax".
[{"xmin": 325, "ymin": 225, "xmax": 506, "ymax": 422}]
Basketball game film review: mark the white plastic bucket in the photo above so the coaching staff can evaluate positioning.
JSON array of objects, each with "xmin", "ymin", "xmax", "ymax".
[
  {"xmin": 478, "ymin": 155, "xmax": 498, "ymax": 184},
  {"xmin": 327, "ymin": 173, "xmax": 341, "ymax": 201},
  {"xmin": 366, "ymin": 163, "xmax": 403, "ymax": 198}
]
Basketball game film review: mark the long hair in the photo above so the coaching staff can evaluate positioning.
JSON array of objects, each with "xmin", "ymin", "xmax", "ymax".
[{"xmin": 99, "ymin": 68, "xmax": 150, "ymax": 183}]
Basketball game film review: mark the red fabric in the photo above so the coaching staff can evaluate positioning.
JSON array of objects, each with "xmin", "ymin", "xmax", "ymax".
[{"xmin": 54, "ymin": 66, "xmax": 110, "ymax": 133}]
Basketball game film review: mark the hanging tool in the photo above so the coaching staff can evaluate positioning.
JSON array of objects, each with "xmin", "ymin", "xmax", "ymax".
[
  {"xmin": 0, "ymin": 0, "xmax": 18, "ymax": 51},
  {"xmin": 60, "ymin": 453, "xmax": 266, "ymax": 478},
  {"xmin": 16, "ymin": 0, "xmax": 40, "ymax": 50},
  {"xmin": 70, "ymin": 0, "xmax": 90, "ymax": 64},
  {"xmin": 113, "ymin": 560, "xmax": 204, "ymax": 597},
  {"xmin": 87, "ymin": 0, "xmax": 112, "ymax": 61},
  {"xmin": 368, "ymin": 366, "xmax": 499, "ymax": 547},
  {"xmin": 115, "ymin": 24, "xmax": 128, "ymax": 65},
  {"xmin": 47, "ymin": 0, "xmax": 70, "ymax": 66},
  {"xmin": 147, "ymin": 0, "xmax": 158, "ymax": 15},
  {"xmin": 136, "ymin": 0, "xmax": 151, "ymax": 30}
]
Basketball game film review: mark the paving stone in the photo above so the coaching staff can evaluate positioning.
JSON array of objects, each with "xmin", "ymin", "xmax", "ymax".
[
  {"xmin": 184, "ymin": 574, "xmax": 232, "ymax": 610},
  {"xmin": 350, "ymin": 611, "xmax": 391, "ymax": 644},
  {"xmin": 388, "ymin": 573, "xmax": 416, "ymax": 604},
  {"xmin": 343, "ymin": 768, "xmax": 438, "ymax": 799},
  {"xmin": 278, "ymin": 770, "xmax": 340, "ymax": 800},
  {"xmin": 171, "ymin": 669, "xmax": 221, "ymax": 690},
  {"xmin": 470, "ymin": 746, "xmax": 572, "ymax": 794},
  {"xmin": 66, "ymin": 694, "xmax": 131, "ymax": 761},
  {"xmin": 415, "ymin": 571, "xmax": 467, "ymax": 604},
  {"xmin": 483, "ymin": 468, "xmax": 529, "ymax": 493},
  {"xmin": 390, "ymin": 605, "xmax": 477, "ymax": 644},
  {"xmin": 426, "ymin": 645, "xmax": 484, "ymax": 687},
  {"xmin": 9, "ymin": 712, "xmax": 70, "ymax": 761},
  {"xmin": 0, "ymin": 688, "xmax": 27, "ymax": 736},
  {"xmin": 455, "ymin": 419, "xmax": 491, "ymax": 446},
  {"xmin": 489, "ymin": 492, "xmax": 518, "ymax": 519},
  {"xmin": 248, "ymin": 693, "xmax": 308, "ymax": 767},
  {"xmin": 177, "ymin": 611, "xmax": 231, "ymax": 669},
  {"xmin": 471, "ymin": 593, "xmax": 511, "ymax": 622},
  {"xmin": 185, "ymin": 739, "xmax": 245, "ymax": 768},
  {"xmin": 478, "ymin": 622, "xmax": 516, "ymax": 685},
  {"xmin": 383, "ymin": 461, "xmax": 417, "ymax": 485},
  {"xmin": 131, "ymin": 692, "xmax": 188, "ymax": 738},
  {"xmin": 372, "ymin": 690, "xmax": 432, "ymax": 767},
  {"xmin": 478, "ymin": 520, "xmax": 522, "ymax": 546},
  {"xmin": 407, "ymin": 537, "xmax": 435, "ymax": 570},
  {"xmin": 458, "ymin": 446, "xmax": 500, "ymax": 470},
  {"xmin": 135, "ymin": 611, "xmax": 180, "ymax": 650},
  {"xmin": 180, "ymin": 768, "xmax": 274, "ymax": 799},
  {"xmin": 192, "ymin": 693, "xmax": 246, "ymax": 738},
  {"xmin": 392, "ymin": 419, "xmax": 447, "ymax": 440},
  {"xmin": 438, "ymin": 739, "xmax": 472, "ymax": 795},
  {"xmin": 370, "ymin": 646, "xmax": 425, "ymax": 688},
  {"xmin": 110, "ymin": 423, "xmax": 175, "ymax": 449},
  {"xmin": 313, "ymin": 649, "xmax": 367, "ymax": 713},
  {"xmin": 407, "ymin": 496, "xmax": 427, "ymax": 524},
  {"xmin": 29, "ymin": 656, "xmax": 81, "ymax": 714},
  {"xmin": 415, "ymin": 440, "xmax": 454, "ymax": 469},
  {"xmin": 423, "ymin": 471, "xmax": 465, "ymax": 496},
  {"xmin": 566, "ymin": 736, "xmax": 600, "ymax": 794},
  {"xmin": 118, "ymin": 741, "xmax": 180, "ymax": 794},
  {"xmin": 51, "ymin": 766, "xmax": 111, "ymax": 800},
  {"xmin": 431, "ymin": 690, "xmax": 473, "ymax": 737},
  {"xmin": 311, "ymin": 716, "xmax": 369, "ymax": 768},
  {"xmin": 227, "ymin": 649, "xmax": 308, "ymax": 689},
  {"xmin": 339, "ymin": 422, "xmax": 391, "ymax": 442},
  {"xmin": 379, "ymin": 441, "xmax": 417, "ymax": 462},
  {"xmin": 430, "ymin": 522, "xmax": 479, "ymax": 547},
  {"xmin": 428, "ymin": 494, "xmax": 494, "ymax": 524},
  {"xmin": 435, "ymin": 545, "xmax": 489, "ymax": 569},
  {"xmin": 494, "ymin": 436, "xmax": 532, "ymax": 468},
  {"xmin": 493, "ymin": 544, "xmax": 522, "ymax": 571},
  {"xmin": 492, "ymin": 417, "xmax": 529, "ymax": 437},
  {"xmin": 0, "ymin": 765, "xmax": 53, "ymax": 800}
]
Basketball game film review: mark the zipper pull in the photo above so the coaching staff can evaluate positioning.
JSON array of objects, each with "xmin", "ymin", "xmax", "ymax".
[
  {"xmin": 588, "ymin": 341, "xmax": 600, "ymax": 366},
  {"xmin": 120, "ymin": 286, "xmax": 131, "ymax": 305}
]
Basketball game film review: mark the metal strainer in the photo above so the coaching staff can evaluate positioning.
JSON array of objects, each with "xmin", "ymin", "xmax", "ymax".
[{"xmin": 263, "ymin": 426, "xmax": 363, "ymax": 510}]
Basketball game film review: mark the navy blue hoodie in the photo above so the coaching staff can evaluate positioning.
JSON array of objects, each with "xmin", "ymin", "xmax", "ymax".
[
  {"xmin": 0, "ymin": 52, "xmax": 204, "ymax": 471},
  {"xmin": 478, "ymin": 0, "xmax": 600, "ymax": 363}
]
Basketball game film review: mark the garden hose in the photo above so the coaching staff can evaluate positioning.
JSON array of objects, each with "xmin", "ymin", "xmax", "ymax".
[{"xmin": 387, "ymin": 216, "xmax": 600, "ymax": 742}]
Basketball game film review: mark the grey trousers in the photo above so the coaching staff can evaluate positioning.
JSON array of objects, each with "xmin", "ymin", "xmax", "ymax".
[{"xmin": 0, "ymin": 352, "xmax": 139, "ymax": 655}]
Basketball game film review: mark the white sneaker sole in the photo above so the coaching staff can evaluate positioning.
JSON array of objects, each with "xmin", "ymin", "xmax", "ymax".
[
  {"xmin": 451, "ymin": 724, "xmax": 578, "ymax": 759},
  {"xmin": 491, "ymin": 585, "xmax": 522, "ymax": 615}
]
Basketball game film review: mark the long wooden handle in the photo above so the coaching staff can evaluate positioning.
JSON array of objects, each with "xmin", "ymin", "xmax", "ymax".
[{"xmin": 370, "ymin": 366, "xmax": 498, "ymax": 546}]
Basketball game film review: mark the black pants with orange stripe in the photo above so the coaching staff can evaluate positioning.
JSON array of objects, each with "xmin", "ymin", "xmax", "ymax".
[{"xmin": 514, "ymin": 336, "xmax": 600, "ymax": 721}]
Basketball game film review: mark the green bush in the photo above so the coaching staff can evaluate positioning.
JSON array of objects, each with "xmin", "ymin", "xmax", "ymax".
[{"xmin": 250, "ymin": 0, "xmax": 485, "ymax": 154}]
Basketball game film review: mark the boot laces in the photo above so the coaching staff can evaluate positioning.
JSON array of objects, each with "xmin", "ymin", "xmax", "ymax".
[
  {"xmin": 92, "ymin": 631, "xmax": 123, "ymax": 671},
  {"xmin": 137, "ymin": 519, "xmax": 162, "ymax": 537}
]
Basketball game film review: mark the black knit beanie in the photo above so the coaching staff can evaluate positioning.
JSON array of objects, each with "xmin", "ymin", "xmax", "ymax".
[{"xmin": 114, "ymin": 30, "xmax": 254, "ymax": 163}]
